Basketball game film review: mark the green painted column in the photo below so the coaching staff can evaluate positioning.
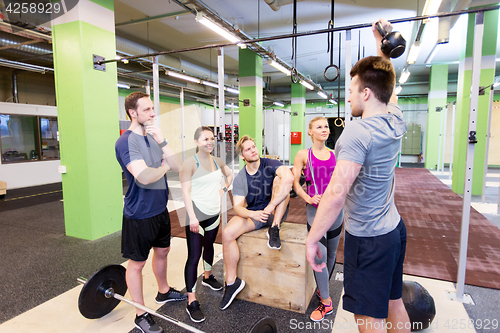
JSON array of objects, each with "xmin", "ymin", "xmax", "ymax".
[
  {"xmin": 238, "ymin": 48, "xmax": 263, "ymax": 167},
  {"xmin": 52, "ymin": 0, "xmax": 123, "ymax": 239},
  {"xmin": 291, "ymin": 82, "xmax": 306, "ymax": 162},
  {"xmin": 425, "ymin": 64, "xmax": 448, "ymax": 170},
  {"xmin": 452, "ymin": 8, "xmax": 499, "ymax": 195}
]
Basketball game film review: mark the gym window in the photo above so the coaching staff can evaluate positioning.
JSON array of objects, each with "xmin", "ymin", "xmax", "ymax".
[{"xmin": 0, "ymin": 114, "xmax": 59, "ymax": 164}]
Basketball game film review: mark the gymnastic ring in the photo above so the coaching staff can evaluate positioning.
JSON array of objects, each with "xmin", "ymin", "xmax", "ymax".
[
  {"xmin": 334, "ymin": 117, "xmax": 344, "ymax": 128},
  {"xmin": 323, "ymin": 64, "xmax": 340, "ymax": 82},
  {"xmin": 291, "ymin": 67, "xmax": 299, "ymax": 84}
]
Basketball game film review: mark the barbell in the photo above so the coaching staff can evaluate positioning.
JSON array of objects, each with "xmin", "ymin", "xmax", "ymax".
[{"xmin": 77, "ymin": 264, "xmax": 277, "ymax": 333}]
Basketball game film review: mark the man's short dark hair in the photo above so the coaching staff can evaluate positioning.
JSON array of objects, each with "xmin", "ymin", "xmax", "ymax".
[
  {"xmin": 350, "ymin": 56, "xmax": 395, "ymax": 105},
  {"xmin": 125, "ymin": 91, "xmax": 150, "ymax": 119}
]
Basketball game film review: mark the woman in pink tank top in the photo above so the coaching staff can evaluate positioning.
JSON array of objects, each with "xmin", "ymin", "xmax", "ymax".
[{"xmin": 292, "ymin": 117, "xmax": 344, "ymax": 322}]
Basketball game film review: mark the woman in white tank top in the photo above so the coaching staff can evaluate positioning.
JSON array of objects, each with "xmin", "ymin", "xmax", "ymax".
[{"xmin": 179, "ymin": 126, "xmax": 233, "ymax": 323}]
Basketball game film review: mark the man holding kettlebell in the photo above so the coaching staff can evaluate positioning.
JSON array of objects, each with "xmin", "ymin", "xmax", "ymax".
[{"xmin": 306, "ymin": 18, "xmax": 410, "ymax": 333}]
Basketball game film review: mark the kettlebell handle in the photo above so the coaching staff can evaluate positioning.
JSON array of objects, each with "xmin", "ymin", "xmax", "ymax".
[{"xmin": 375, "ymin": 21, "xmax": 388, "ymax": 38}]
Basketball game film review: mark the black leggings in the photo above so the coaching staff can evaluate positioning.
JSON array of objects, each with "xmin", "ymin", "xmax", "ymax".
[{"xmin": 184, "ymin": 203, "xmax": 220, "ymax": 293}]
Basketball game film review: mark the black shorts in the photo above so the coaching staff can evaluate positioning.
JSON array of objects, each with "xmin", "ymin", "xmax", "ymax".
[
  {"xmin": 121, "ymin": 209, "xmax": 171, "ymax": 262},
  {"xmin": 343, "ymin": 218, "xmax": 407, "ymax": 319}
]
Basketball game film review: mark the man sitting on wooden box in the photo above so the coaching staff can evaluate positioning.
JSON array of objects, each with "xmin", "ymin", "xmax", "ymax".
[{"xmin": 220, "ymin": 135, "xmax": 294, "ymax": 310}]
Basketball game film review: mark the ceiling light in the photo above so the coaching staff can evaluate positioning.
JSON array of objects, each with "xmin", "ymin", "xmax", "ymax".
[
  {"xmin": 202, "ymin": 80, "xmax": 219, "ymax": 88},
  {"xmin": 300, "ymin": 80, "xmax": 314, "ymax": 90},
  {"xmin": 226, "ymin": 87, "xmax": 240, "ymax": 94},
  {"xmin": 424, "ymin": 43, "xmax": 442, "ymax": 64},
  {"xmin": 0, "ymin": 59, "xmax": 53, "ymax": 74},
  {"xmin": 117, "ymin": 83, "xmax": 130, "ymax": 89},
  {"xmin": 267, "ymin": 59, "xmax": 291, "ymax": 76},
  {"xmin": 399, "ymin": 69, "xmax": 411, "ymax": 84},
  {"xmin": 395, "ymin": 86, "xmax": 402, "ymax": 95},
  {"xmin": 196, "ymin": 14, "xmax": 241, "ymax": 44},
  {"xmin": 226, "ymin": 104, "xmax": 239, "ymax": 108},
  {"xmin": 329, "ymin": 99, "xmax": 337, "ymax": 105},
  {"xmin": 317, "ymin": 91, "xmax": 328, "ymax": 99},
  {"xmin": 407, "ymin": 42, "xmax": 421, "ymax": 65},
  {"xmin": 273, "ymin": 101, "xmax": 285, "ymax": 107},
  {"xmin": 166, "ymin": 71, "xmax": 200, "ymax": 83},
  {"xmin": 422, "ymin": 0, "xmax": 443, "ymax": 16}
]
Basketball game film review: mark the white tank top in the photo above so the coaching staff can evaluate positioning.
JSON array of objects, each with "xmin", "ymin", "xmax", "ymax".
[{"xmin": 190, "ymin": 155, "xmax": 223, "ymax": 216}]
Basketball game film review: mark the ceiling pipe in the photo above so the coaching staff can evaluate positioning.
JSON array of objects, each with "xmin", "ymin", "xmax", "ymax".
[{"xmin": 115, "ymin": 36, "xmax": 239, "ymax": 86}]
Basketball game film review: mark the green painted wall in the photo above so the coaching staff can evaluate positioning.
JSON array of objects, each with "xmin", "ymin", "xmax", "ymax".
[
  {"xmin": 53, "ymin": 21, "xmax": 122, "ymax": 240},
  {"xmin": 238, "ymin": 48, "xmax": 263, "ymax": 168}
]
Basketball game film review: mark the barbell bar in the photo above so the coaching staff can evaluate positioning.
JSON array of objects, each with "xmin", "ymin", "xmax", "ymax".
[{"xmin": 77, "ymin": 264, "xmax": 277, "ymax": 333}]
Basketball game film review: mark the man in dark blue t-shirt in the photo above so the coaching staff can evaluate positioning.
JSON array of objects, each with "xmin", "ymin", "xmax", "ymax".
[
  {"xmin": 219, "ymin": 135, "xmax": 294, "ymax": 311},
  {"xmin": 115, "ymin": 91, "xmax": 185, "ymax": 333}
]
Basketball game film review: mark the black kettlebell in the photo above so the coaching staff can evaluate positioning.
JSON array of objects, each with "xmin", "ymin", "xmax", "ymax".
[{"xmin": 375, "ymin": 22, "xmax": 406, "ymax": 59}]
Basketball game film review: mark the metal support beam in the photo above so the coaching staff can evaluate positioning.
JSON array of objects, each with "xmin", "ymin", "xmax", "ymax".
[
  {"xmin": 441, "ymin": 106, "xmax": 448, "ymax": 174},
  {"xmin": 152, "ymin": 56, "xmax": 160, "ymax": 126},
  {"xmin": 180, "ymin": 87, "xmax": 185, "ymax": 162},
  {"xmin": 344, "ymin": 30, "xmax": 352, "ymax": 125},
  {"xmin": 481, "ymin": 85, "xmax": 494, "ymax": 202},
  {"xmin": 456, "ymin": 11, "xmax": 484, "ymax": 302},
  {"xmin": 449, "ymin": 102, "xmax": 456, "ymax": 180},
  {"xmin": 218, "ymin": 47, "xmax": 227, "ymax": 228}
]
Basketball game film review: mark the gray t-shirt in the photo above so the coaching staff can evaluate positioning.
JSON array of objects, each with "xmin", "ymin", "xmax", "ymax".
[{"xmin": 335, "ymin": 103, "xmax": 406, "ymax": 237}]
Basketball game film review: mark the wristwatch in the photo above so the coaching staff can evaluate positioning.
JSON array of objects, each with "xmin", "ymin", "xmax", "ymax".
[
  {"xmin": 158, "ymin": 139, "xmax": 168, "ymax": 148},
  {"xmin": 222, "ymin": 186, "xmax": 228, "ymax": 193}
]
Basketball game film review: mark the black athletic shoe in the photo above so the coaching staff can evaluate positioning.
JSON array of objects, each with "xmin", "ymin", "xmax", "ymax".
[
  {"xmin": 186, "ymin": 300, "xmax": 205, "ymax": 323},
  {"xmin": 219, "ymin": 277, "xmax": 245, "ymax": 310},
  {"xmin": 135, "ymin": 313, "xmax": 163, "ymax": 333},
  {"xmin": 267, "ymin": 226, "xmax": 281, "ymax": 250},
  {"xmin": 155, "ymin": 287, "xmax": 188, "ymax": 304},
  {"xmin": 202, "ymin": 275, "xmax": 223, "ymax": 291}
]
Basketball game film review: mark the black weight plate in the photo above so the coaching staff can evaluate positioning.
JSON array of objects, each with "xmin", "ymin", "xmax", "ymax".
[
  {"xmin": 247, "ymin": 316, "xmax": 278, "ymax": 333},
  {"xmin": 78, "ymin": 265, "xmax": 127, "ymax": 319}
]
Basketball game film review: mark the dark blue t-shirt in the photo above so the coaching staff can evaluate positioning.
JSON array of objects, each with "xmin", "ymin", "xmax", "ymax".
[
  {"xmin": 115, "ymin": 130, "xmax": 169, "ymax": 219},
  {"xmin": 232, "ymin": 158, "xmax": 282, "ymax": 211}
]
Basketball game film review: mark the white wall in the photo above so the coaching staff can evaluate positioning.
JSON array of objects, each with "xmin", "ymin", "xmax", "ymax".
[{"xmin": 0, "ymin": 102, "xmax": 61, "ymax": 189}]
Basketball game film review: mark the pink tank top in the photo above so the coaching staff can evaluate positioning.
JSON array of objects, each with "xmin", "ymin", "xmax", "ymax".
[{"xmin": 303, "ymin": 149, "xmax": 336, "ymax": 204}]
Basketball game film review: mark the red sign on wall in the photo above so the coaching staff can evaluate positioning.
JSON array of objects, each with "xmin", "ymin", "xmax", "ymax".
[{"xmin": 291, "ymin": 132, "xmax": 301, "ymax": 144}]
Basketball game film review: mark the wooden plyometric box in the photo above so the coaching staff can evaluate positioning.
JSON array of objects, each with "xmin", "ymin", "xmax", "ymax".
[{"xmin": 235, "ymin": 222, "xmax": 315, "ymax": 313}]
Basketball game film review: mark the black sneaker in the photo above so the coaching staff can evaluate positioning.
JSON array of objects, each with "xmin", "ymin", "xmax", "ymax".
[
  {"xmin": 267, "ymin": 226, "xmax": 281, "ymax": 250},
  {"xmin": 135, "ymin": 313, "xmax": 163, "ymax": 333},
  {"xmin": 219, "ymin": 277, "xmax": 245, "ymax": 310},
  {"xmin": 186, "ymin": 300, "xmax": 205, "ymax": 323},
  {"xmin": 155, "ymin": 287, "xmax": 188, "ymax": 304},
  {"xmin": 202, "ymin": 275, "xmax": 223, "ymax": 291}
]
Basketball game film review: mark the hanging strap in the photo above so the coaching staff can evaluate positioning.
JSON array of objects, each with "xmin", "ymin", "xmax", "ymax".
[
  {"xmin": 307, "ymin": 148, "xmax": 319, "ymax": 196},
  {"xmin": 290, "ymin": 0, "xmax": 299, "ymax": 83},
  {"xmin": 323, "ymin": 0, "xmax": 339, "ymax": 82}
]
